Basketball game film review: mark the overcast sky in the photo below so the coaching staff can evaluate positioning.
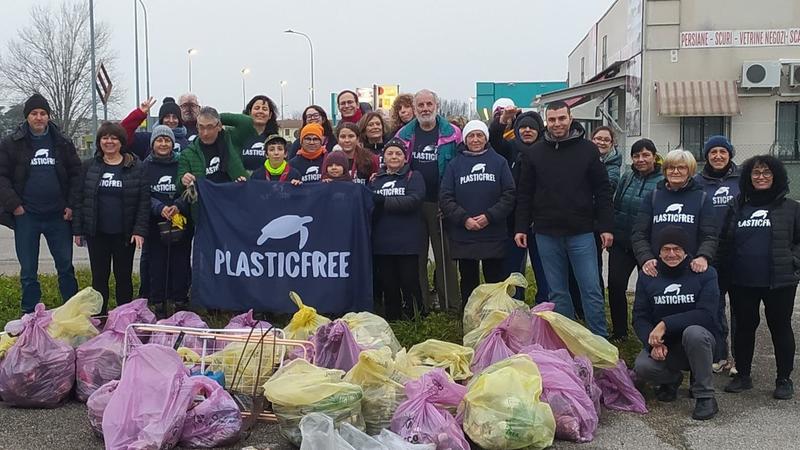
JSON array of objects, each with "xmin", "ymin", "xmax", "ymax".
[{"xmin": 1, "ymin": 0, "xmax": 615, "ymax": 117}]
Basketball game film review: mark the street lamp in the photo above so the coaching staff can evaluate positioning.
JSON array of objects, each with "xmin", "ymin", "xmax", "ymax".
[
  {"xmin": 241, "ymin": 68, "xmax": 251, "ymax": 108},
  {"xmin": 134, "ymin": 0, "xmax": 151, "ymax": 126},
  {"xmin": 89, "ymin": 0, "xmax": 98, "ymax": 135},
  {"xmin": 280, "ymin": 80, "xmax": 287, "ymax": 119},
  {"xmin": 187, "ymin": 48, "xmax": 198, "ymax": 91},
  {"xmin": 284, "ymin": 29, "xmax": 315, "ymax": 104}
]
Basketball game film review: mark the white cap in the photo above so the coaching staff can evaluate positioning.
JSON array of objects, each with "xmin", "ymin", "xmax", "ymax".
[
  {"xmin": 492, "ymin": 98, "xmax": 515, "ymax": 113},
  {"xmin": 462, "ymin": 120, "xmax": 489, "ymax": 143}
]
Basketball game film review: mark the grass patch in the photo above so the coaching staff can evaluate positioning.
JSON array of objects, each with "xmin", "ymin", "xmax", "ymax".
[{"xmin": 0, "ymin": 267, "xmax": 641, "ymax": 366}]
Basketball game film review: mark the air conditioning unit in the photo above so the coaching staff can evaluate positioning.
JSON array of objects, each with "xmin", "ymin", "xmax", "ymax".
[
  {"xmin": 741, "ymin": 61, "xmax": 781, "ymax": 88},
  {"xmin": 790, "ymin": 64, "xmax": 800, "ymax": 87}
]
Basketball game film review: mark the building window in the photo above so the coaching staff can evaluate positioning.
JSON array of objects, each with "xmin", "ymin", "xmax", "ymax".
[
  {"xmin": 776, "ymin": 102, "xmax": 800, "ymax": 160},
  {"xmin": 580, "ymin": 57, "xmax": 585, "ymax": 84},
  {"xmin": 602, "ymin": 35, "xmax": 608, "ymax": 69},
  {"xmin": 680, "ymin": 117, "xmax": 727, "ymax": 159}
]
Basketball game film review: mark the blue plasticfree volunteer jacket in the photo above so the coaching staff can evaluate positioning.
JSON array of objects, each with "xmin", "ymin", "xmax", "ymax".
[
  {"xmin": 632, "ymin": 258, "xmax": 719, "ymax": 350},
  {"xmin": 439, "ymin": 145, "xmax": 515, "ymax": 260},
  {"xmin": 631, "ymin": 178, "xmax": 718, "ymax": 265},
  {"xmin": 693, "ymin": 162, "xmax": 740, "ymax": 228},
  {"xmin": 368, "ymin": 164, "xmax": 426, "ymax": 255},
  {"xmin": 289, "ymin": 153, "xmax": 325, "ymax": 183}
]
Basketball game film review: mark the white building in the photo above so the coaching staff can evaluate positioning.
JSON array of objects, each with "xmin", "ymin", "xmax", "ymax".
[{"xmin": 537, "ymin": 0, "xmax": 800, "ymax": 167}]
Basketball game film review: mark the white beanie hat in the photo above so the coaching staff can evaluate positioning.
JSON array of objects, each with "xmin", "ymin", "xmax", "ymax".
[
  {"xmin": 492, "ymin": 97, "xmax": 515, "ymax": 114},
  {"xmin": 462, "ymin": 120, "xmax": 489, "ymax": 143}
]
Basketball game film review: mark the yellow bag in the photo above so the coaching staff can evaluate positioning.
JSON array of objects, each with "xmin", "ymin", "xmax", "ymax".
[
  {"xmin": 263, "ymin": 359, "xmax": 365, "ymax": 446},
  {"xmin": 283, "ymin": 291, "xmax": 330, "ymax": 341},
  {"xmin": 176, "ymin": 347, "xmax": 200, "ymax": 365},
  {"xmin": 341, "ymin": 312, "xmax": 401, "ymax": 355},
  {"xmin": 463, "ymin": 273, "xmax": 529, "ymax": 335},
  {"xmin": 461, "ymin": 355, "xmax": 555, "ymax": 450},
  {"xmin": 0, "ymin": 333, "xmax": 16, "ymax": 360},
  {"xmin": 394, "ymin": 348, "xmax": 437, "ymax": 380},
  {"xmin": 203, "ymin": 341, "xmax": 276, "ymax": 394},
  {"xmin": 535, "ymin": 311, "xmax": 618, "ymax": 369},
  {"xmin": 344, "ymin": 347, "xmax": 415, "ymax": 434},
  {"xmin": 48, "ymin": 287, "xmax": 103, "ymax": 347},
  {"xmin": 463, "ymin": 310, "xmax": 509, "ymax": 349},
  {"xmin": 406, "ymin": 339, "xmax": 474, "ymax": 381}
]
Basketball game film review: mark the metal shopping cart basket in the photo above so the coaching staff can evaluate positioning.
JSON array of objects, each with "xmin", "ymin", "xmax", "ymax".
[{"xmin": 122, "ymin": 323, "xmax": 313, "ymax": 426}]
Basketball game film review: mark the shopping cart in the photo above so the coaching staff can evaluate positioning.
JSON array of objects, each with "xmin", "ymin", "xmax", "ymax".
[{"xmin": 122, "ymin": 323, "xmax": 313, "ymax": 426}]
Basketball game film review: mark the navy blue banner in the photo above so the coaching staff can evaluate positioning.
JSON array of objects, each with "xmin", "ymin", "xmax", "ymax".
[{"xmin": 191, "ymin": 179, "xmax": 374, "ymax": 314}]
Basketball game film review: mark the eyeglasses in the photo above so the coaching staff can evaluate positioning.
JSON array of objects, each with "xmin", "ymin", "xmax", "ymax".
[
  {"xmin": 305, "ymin": 113, "xmax": 321, "ymax": 120},
  {"xmin": 180, "ymin": 103, "xmax": 199, "ymax": 110},
  {"xmin": 303, "ymin": 136, "xmax": 321, "ymax": 142},
  {"xmin": 197, "ymin": 123, "xmax": 220, "ymax": 132},
  {"xmin": 751, "ymin": 170, "xmax": 773, "ymax": 179},
  {"xmin": 666, "ymin": 165, "xmax": 689, "ymax": 173},
  {"xmin": 593, "ymin": 137, "xmax": 613, "ymax": 143},
  {"xmin": 660, "ymin": 247, "xmax": 684, "ymax": 255}
]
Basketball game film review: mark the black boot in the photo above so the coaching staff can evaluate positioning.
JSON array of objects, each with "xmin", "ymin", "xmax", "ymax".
[
  {"xmin": 692, "ymin": 397, "xmax": 718, "ymax": 420},
  {"xmin": 774, "ymin": 378, "xmax": 794, "ymax": 400},
  {"xmin": 655, "ymin": 380, "xmax": 681, "ymax": 402},
  {"xmin": 724, "ymin": 375, "xmax": 753, "ymax": 393}
]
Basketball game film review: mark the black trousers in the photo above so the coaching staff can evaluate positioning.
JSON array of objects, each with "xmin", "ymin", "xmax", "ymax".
[
  {"xmin": 607, "ymin": 244, "xmax": 639, "ymax": 338},
  {"xmin": 457, "ymin": 258, "xmax": 506, "ymax": 313},
  {"xmin": 146, "ymin": 233, "xmax": 192, "ymax": 307},
  {"xmin": 730, "ymin": 284, "xmax": 797, "ymax": 379},
  {"xmin": 87, "ymin": 233, "xmax": 136, "ymax": 314},
  {"xmin": 375, "ymin": 254, "xmax": 424, "ymax": 321},
  {"xmin": 568, "ymin": 233, "xmax": 604, "ymax": 320}
]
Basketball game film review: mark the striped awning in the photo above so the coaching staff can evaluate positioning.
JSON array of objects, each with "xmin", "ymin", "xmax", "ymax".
[{"xmin": 655, "ymin": 80, "xmax": 741, "ymax": 116}]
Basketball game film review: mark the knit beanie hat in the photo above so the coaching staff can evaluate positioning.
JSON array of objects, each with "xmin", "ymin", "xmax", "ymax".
[
  {"xmin": 300, "ymin": 123, "xmax": 324, "ymax": 141},
  {"xmin": 24, "ymin": 94, "xmax": 51, "ymax": 117},
  {"xmin": 492, "ymin": 98, "xmax": 515, "ymax": 114},
  {"xmin": 462, "ymin": 120, "xmax": 489, "ymax": 143},
  {"xmin": 150, "ymin": 125, "xmax": 175, "ymax": 148},
  {"xmin": 321, "ymin": 150, "xmax": 352, "ymax": 180},
  {"xmin": 158, "ymin": 99, "xmax": 183, "ymax": 127},
  {"xmin": 383, "ymin": 137, "xmax": 407, "ymax": 154},
  {"xmin": 703, "ymin": 135, "xmax": 734, "ymax": 161},
  {"xmin": 515, "ymin": 115, "xmax": 542, "ymax": 133},
  {"xmin": 656, "ymin": 226, "xmax": 690, "ymax": 253}
]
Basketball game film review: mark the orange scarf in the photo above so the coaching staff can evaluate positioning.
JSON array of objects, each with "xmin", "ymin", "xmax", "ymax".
[{"xmin": 298, "ymin": 146, "xmax": 325, "ymax": 160}]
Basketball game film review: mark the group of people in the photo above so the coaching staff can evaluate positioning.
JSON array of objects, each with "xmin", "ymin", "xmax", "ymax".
[{"xmin": 1, "ymin": 88, "xmax": 797, "ymax": 417}]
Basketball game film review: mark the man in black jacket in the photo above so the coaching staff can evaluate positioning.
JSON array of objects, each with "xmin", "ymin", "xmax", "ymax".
[
  {"xmin": 632, "ymin": 226, "xmax": 719, "ymax": 420},
  {"xmin": 0, "ymin": 94, "xmax": 81, "ymax": 313},
  {"xmin": 514, "ymin": 100, "xmax": 613, "ymax": 337}
]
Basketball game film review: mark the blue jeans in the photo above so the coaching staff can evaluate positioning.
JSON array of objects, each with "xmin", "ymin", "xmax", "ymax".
[
  {"xmin": 13, "ymin": 211, "xmax": 78, "ymax": 313},
  {"xmin": 536, "ymin": 232, "xmax": 608, "ymax": 337},
  {"xmin": 503, "ymin": 231, "xmax": 550, "ymax": 302}
]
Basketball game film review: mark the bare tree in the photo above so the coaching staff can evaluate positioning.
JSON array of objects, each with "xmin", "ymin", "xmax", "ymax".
[
  {"xmin": 438, "ymin": 98, "xmax": 470, "ymax": 118},
  {"xmin": 0, "ymin": 1, "xmax": 120, "ymax": 142}
]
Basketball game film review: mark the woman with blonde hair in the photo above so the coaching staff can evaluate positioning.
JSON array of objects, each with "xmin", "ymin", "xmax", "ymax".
[
  {"xmin": 632, "ymin": 149, "xmax": 718, "ymax": 278},
  {"xmin": 389, "ymin": 93, "xmax": 414, "ymax": 135}
]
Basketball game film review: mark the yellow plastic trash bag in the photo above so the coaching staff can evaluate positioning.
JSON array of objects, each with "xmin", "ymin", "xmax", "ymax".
[
  {"xmin": 394, "ymin": 348, "xmax": 437, "ymax": 380},
  {"xmin": 171, "ymin": 212, "xmax": 187, "ymax": 230},
  {"xmin": 341, "ymin": 312, "xmax": 401, "ymax": 355},
  {"xmin": 284, "ymin": 291, "xmax": 331, "ymax": 341},
  {"xmin": 344, "ymin": 347, "xmax": 415, "ymax": 435},
  {"xmin": 0, "ymin": 333, "xmax": 16, "ymax": 360},
  {"xmin": 263, "ymin": 359, "xmax": 365, "ymax": 446},
  {"xmin": 48, "ymin": 287, "xmax": 103, "ymax": 347},
  {"xmin": 463, "ymin": 273, "xmax": 529, "ymax": 335},
  {"xmin": 176, "ymin": 347, "xmax": 200, "ymax": 365},
  {"xmin": 463, "ymin": 310, "xmax": 509, "ymax": 349},
  {"xmin": 534, "ymin": 311, "xmax": 618, "ymax": 369},
  {"xmin": 461, "ymin": 355, "xmax": 555, "ymax": 450},
  {"xmin": 406, "ymin": 339, "xmax": 474, "ymax": 381},
  {"xmin": 203, "ymin": 341, "xmax": 276, "ymax": 394}
]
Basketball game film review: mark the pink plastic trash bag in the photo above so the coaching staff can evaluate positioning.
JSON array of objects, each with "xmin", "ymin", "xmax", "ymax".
[
  {"xmin": 596, "ymin": 359, "xmax": 648, "ymax": 414},
  {"xmin": 102, "ymin": 344, "xmax": 198, "ymax": 450},
  {"xmin": 574, "ymin": 356, "xmax": 602, "ymax": 414},
  {"xmin": 390, "ymin": 368, "xmax": 469, "ymax": 450},
  {"xmin": 0, "ymin": 304, "xmax": 75, "ymax": 408},
  {"xmin": 102, "ymin": 298, "xmax": 156, "ymax": 334},
  {"xmin": 150, "ymin": 311, "xmax": 210, "ymax": 355},
  {"xmin": 530, "ymin": 302, "xmax": 567, "ymax": 350},
  {"xmin": 521, "ymin": 345, "xmax": 598, "ymax": 442},
  {"xmin": 470, "ymin": 310, "xmax": 535, "ymax": 374},
  {"xmin": 87, "ymin": 380, "xmax": 119, "ymax": 437},
  {"xmin": 76, "ymin": 300, "xmax": 153, "ymax": 402},
  {"xmin": 311, "ymin": 320, "xmax": 362, "ymax": 372},
  {"xmin": 180, "ymin": 376, "xmax": 242, "ymax": 448},
  {"xmin": 225, "ymin": 309, "xmax": 272, "ymax": 330}
]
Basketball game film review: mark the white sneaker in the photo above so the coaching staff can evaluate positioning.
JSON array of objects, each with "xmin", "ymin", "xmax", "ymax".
[
  {"xmin": 712, "ymin": 360, "xmax": 728, "ymax": 373},
  {"xmin": 729, "ymin": 364, "xmax": 738, "ymax": 376}
]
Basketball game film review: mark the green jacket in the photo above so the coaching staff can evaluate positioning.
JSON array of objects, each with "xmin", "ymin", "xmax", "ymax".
[
  {"xmin": 220, "ymin": 112, "xmax": 259, "ymax": 155},
  {"xmin": 176, "ymin": 128, "xmax": 247, "ymax": 221}
]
